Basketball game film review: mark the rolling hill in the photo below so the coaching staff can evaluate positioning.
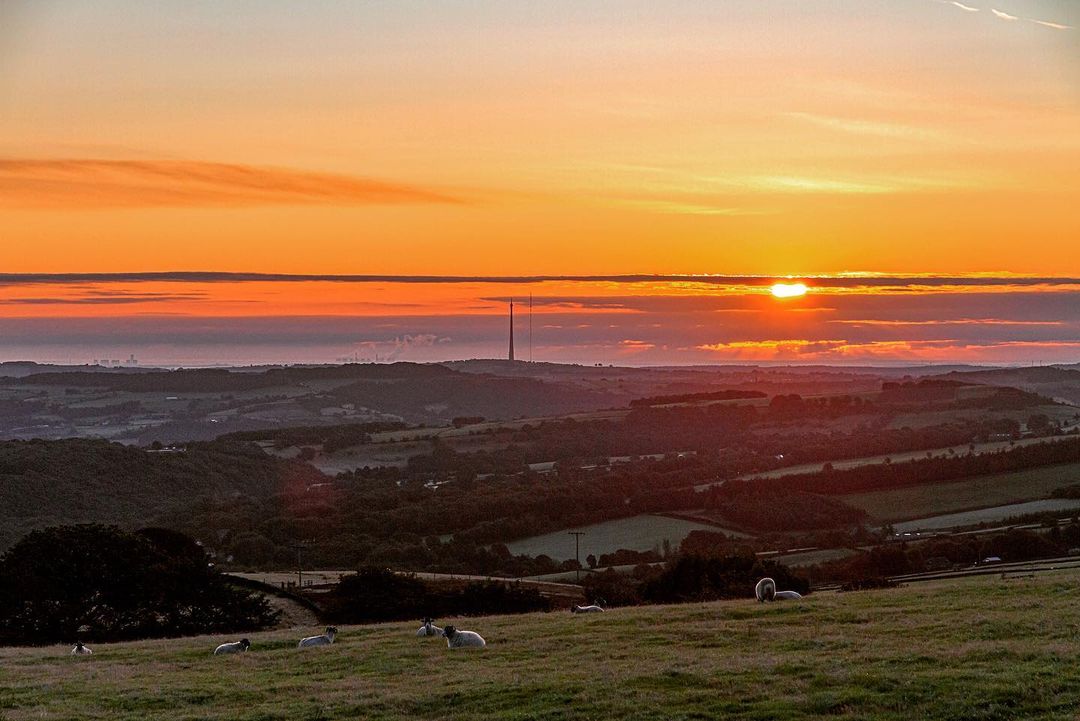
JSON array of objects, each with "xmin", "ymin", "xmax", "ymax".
[{"xmin": 938, "ymin": 366, "xmax": 1080, "ymax": 405}]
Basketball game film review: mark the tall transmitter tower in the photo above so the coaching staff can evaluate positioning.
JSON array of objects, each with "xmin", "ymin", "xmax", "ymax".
[{"xmin": 508, "ymin": 299, "xmax": 515, "ymax": 361}]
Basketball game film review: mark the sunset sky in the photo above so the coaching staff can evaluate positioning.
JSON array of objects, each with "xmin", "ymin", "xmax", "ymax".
[{"xmin": 1, "ymin": 1, "xmax": 1078, "ymax": 365}]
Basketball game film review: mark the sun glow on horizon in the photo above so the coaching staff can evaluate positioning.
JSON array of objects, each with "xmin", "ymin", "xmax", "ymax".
[{"xmin": 771, "ymin": 282, "xmax": 809, "ymax": 299}]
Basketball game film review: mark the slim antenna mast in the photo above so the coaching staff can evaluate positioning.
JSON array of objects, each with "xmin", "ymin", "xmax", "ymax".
[
  {"xmin": 529, "ymin": 293, "xmax": 533, "ymax": 363},
  {"xmin": 508, "ymin": 299, "xmax": 515, "ymax": 362}
]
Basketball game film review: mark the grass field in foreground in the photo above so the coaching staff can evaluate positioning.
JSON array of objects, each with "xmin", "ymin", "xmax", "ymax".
[
  {"xmin": 3, "ymin": 571, "xmax": 1080, "ymax": 721},
  {"xmin": 842, "ymin": 462, "xmax": 1080, "ymax": 524}
]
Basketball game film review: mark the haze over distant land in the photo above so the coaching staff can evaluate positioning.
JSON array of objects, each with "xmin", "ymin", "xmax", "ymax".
[{"xmin": 0, "ymin": 274, "xmax": 1077, "ymax": 366}]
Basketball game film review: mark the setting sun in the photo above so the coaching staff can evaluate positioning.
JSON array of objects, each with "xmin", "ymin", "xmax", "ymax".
[{"xmin": 770, "ymin": 282, "xmax": 808, "ymax": 299}]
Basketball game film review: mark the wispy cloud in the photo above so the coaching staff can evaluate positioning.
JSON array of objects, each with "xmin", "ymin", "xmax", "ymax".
[
  {"xmin": 618, "ymin": 339, "xmax": 656, "ymax": 354},
  {"xmin": 696, "ymin": 338, "xmax": 1080, "ymax": 361},
  {"xmin": 607, "ymin": 198, "xmax": 768, "ymax": 216},
  {"xmin": 829, "ymin": 318, "xmax": 1062, "ymax": 327},
  {"xmin": 698, "ymin": 339, "xmax": 847, "ymax": 355},
  {"xmin": 0, "ymin": 159, "xmax": 461, "ymax": 209},
  {"xmin": 949, "ymin": 1, "xmax": 980, "ymax": 12},
  {"xmin": 990, "ymin": 9, "xmax": 1018, "ymax": 21},
  {"xmin": 785, "ymin": 113, "xmax": 949, "ymax": 142},
  {"xmin": 738, "ymin": 174, "xmax": 973, "ymax": 194}
]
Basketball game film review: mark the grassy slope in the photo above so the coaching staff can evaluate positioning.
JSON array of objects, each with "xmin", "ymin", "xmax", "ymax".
[
  {"xmin": 3, "ymin": 571, "xmax": 1080, "ymax": 721},
  {"xmin": 842, "ymin": 462, "xmax": 1080, "ymax": 523}
]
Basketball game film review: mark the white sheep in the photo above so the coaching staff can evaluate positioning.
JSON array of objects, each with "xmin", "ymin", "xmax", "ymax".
[
  {"xmin": 755, "ymin": 577, "xmax": 776, "ymax": 602},
  {"xmin": 70, "ymin": 641, "xmax": 92, "ymax": 656},
  {"xmin": 213, "ymin": 638, "xmax": 251, "ymax": 655},
  {"xmin": 416, "ymin": 617, "xmax": 443, "ymax": 637},
  {"xmin": 570, "ymin": 604, "xmax": 605, "ymax": 613},
  {"xmin": 755, "ymin": 577, "xmax": 802, "ymax": 602},
  {"xmin": 298, "ymin": 626, "xmax": 337, "ymax": 648},
  {"xmin": 441, "ymin": 625, "xmax": 486, "ymax": 649}
]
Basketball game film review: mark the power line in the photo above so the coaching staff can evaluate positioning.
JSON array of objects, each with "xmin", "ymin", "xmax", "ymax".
[{"xmin": 290, "ymin": 541, "xmax": 311, "ymax": 589}]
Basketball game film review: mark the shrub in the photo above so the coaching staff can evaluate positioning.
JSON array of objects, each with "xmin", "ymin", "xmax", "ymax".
[
  {"xmin": 322, "ymin": 566, "xmax": 551, "ymax": 623},
  {"xmin": 640, "ymin": 554, "xmax": 808, "ymax": 604}
]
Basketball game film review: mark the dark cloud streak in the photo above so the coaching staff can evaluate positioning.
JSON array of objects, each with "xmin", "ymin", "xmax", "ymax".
[
  {"xmin": 0, "ymin": 295, "xmax": 208, "ymax": 305},
  {"xmin": 1, "ymin": 272, "xmax": 1078, "ymax": 288}
]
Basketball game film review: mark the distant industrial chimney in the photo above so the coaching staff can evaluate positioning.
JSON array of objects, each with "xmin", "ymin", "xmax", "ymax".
[{"xmin": 508, "ymin": 299, "xmax": 515, "ymax": 361}]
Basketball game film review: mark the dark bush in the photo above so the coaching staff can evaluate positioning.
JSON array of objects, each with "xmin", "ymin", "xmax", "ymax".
[
  {"xmin": 321, "ymin": 566, "xmax": 551, "ymax": 623},
  {"xmin": 839, "ymin": 577, "xmax": 900, "ymax": 592},
  {"xmin": 582, "ymin": 567, "xmax": 656, "ymax": 606},
  {"xmin": 640, "ymin": 554, "xmax": 808, "ymax": 604}
]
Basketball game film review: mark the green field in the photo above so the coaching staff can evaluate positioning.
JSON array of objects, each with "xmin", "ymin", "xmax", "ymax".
[
  {"xmin": 889, "ymin": 499, "xmax": 1080, "ymax": 533},
  {"xmin": 4, "ymin": 571, "xmax": 1080, "ymax": 720},
  {"xmin": 504, "ymin": 514, "xmax": 747, "ymax": 561},
  {"xmin": 842, "ymin": 462, "xmax": 1080, "ymax": 523}
]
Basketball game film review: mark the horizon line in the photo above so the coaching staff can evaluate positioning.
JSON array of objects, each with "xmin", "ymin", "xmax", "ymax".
[{"xmin": 1, "ymin": 357, "xmax": 1072, "ymax": 371}]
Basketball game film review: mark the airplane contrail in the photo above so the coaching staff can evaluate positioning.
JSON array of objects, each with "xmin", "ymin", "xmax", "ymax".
[
  {"xmin": 1031, "ymin": 19, "xmax": 1072, "ymax": 30},
  {"xmin": 941, "ymin": 0, "xmax": 1073, "ymax": 30}
]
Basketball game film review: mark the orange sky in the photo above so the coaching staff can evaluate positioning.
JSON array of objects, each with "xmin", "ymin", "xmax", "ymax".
[
  {"xmin": 0, "ymin": 2, "xmax": 1077, "ymax": 364},
  {"xmin": 2, "ymin": 1, "xmax": 1078, "ymax": 277}
]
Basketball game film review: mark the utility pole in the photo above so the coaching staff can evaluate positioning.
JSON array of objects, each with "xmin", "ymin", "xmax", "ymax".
[
  {"xmin": 568, "ymin": 531, "xmax": 586, "ymax": 582},
  {"xmin": 291, "ymin": 541, "xmax": 310, "ymax": 589}
]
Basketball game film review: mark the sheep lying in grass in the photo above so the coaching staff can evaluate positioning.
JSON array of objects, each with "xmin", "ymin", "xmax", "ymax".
[
  {"xmin": 755, "ymin": 577, "xmax": 776, "ymax": 602},
  {"xmin": 416, "ymin": 618, "xmax": 443, "ymax": 637},
  {"xmin": 570, "ymin": 604, "xmax": 605, "ymax": 613},
  {"xmin": 213, "ymin": 639, "xmax": 251, "ymax": 655},
  {"xmin": 298, "ymin": 626, "xmax": 337, "ymax": 648},
  {"xmin": 70, "ymin": 641, "xmax": 92, "ymax": 656},
  {"xmin": 755, "ymin": 577, "xmax": 802, "ymax": 602},
  {"xmin": 442, "ymin": 625, "xmax": 486, "ymax": 649}
]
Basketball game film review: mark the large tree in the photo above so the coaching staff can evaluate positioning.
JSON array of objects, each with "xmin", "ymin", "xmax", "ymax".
[{"xmin": 0, "ymin": 524, "xmax": 278, "ymax": 645}]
